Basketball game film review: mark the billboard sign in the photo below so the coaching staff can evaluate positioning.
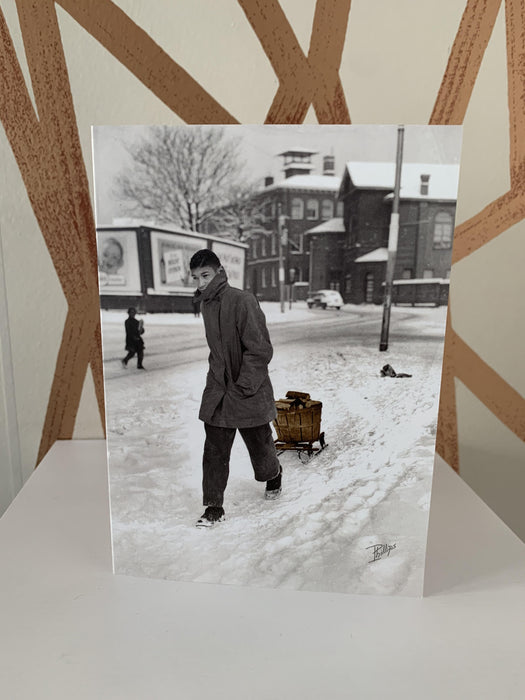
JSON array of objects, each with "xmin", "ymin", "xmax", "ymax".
[{"xmin": 97, "ymin": 229, "xmax": 141, "ymax": 294}]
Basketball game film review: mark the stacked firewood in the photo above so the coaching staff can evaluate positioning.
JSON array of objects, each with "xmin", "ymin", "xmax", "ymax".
[{"xmin": 274, "ymin": 391, "xmax": 322, "ymax": 443}]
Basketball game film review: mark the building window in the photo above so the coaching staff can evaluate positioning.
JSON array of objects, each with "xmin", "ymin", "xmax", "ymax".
[
  {"xmin": 329, "ymin": 281, "xmax": 340, "ymax": 291},
  {"xmin": 291, "ymin": 198, "xmax": 304, "ymax": 220},
  {"xmin": 321, "ymin": 199, "xmax": 334, "ymax": 220},
  {"xmin": 271, "ymin": 233, "xmax": 277, "ymax": 255},
  {"xmin": 336, "ymin": 201, "xmax": 344, "ymax": 217},
  {"xmin": 402, "ymin": 268, "xmax": 413, "ymax": 279},
  {"xmin": 251, "ymin": 239, "xmax": 257, "ymax": 257},
  {"xmin": 261, "ymin": 267, "xmax": 267, "ymax": 288},
  {"xmin": 261, "ymin": 236, "xmax": 267, "ymax": 257},
  {"xmin": 433, "ymin": 211, "xmax": 453, "ymax": 249},
  {"xmin": 345, "ymin": 274, "xmax": 352, "ymax": 294},
  {"xmin": 423, "ymin": 269, "xmax": 434, "ymax": 279},
  {"xmin": 271, "ymin": 266, "xmax": 277, "ymax": 287},
  {"xmin": 365, "ymin": 272, "xmax": 374, "ymax": 303},
  {"xmin": 306, "ymin": 199, "xmax": 319, "ymax": 220}
]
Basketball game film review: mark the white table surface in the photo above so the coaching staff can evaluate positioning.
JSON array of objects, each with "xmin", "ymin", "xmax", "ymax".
[{"xmin": 1, "ymin": 440, "xmax": 524, "ymax": 699}]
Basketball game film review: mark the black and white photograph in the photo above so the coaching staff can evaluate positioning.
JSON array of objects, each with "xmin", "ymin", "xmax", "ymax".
[{"xmin": 92, "ymin": 124, "xmax": 462, "ymax": 596}]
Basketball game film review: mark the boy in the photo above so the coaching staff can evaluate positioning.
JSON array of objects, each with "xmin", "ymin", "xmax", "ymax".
[
  {"xmin": 122, "ymin": 307, "xmax": 145, "ymax": 370},
  {"xmin": 190, "ymin": 249, "xmax": 282, "ymax": 527}
]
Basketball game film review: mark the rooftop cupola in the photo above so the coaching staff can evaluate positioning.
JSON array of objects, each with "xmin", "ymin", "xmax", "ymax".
[{"xmin": 278, "ymin": 148, "xmax": 317, "ymax": 178}]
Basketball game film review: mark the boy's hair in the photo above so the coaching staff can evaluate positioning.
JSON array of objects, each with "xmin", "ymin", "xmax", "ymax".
[{"xmin": 189, "ymin": 249, "xmax": 221, "ymax": 271}]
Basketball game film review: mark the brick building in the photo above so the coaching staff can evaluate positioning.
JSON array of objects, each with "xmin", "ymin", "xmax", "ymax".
[
  {"xmin": 302, "ymin": 217, "xmax": 346, "ymax": 293},
  {"xmin": 208, "ymin": 152, "xmax": 459, "ymax": 308},
  {"xmin": 339, "ymin": 162, "xmax": 459, "ymax": 305},
  {"xmin": 246, "ymin": 149, "xmax": 342, "ymax": 301}
]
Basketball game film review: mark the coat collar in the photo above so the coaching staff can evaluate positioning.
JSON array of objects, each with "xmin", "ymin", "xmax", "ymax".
[{"xmin": 194, "ymin": 269, "xmax": 229, "ymax": 304}]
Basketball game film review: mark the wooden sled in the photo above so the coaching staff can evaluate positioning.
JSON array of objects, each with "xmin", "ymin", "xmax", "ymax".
[{"xmin": 273, "ymin": 391, "xmax": 328, "ymax": 463}]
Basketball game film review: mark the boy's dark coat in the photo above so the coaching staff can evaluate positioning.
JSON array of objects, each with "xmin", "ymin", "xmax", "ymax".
[{"xmin": 195, "ymin": 271, "xmax": 277, "ymax": 428}]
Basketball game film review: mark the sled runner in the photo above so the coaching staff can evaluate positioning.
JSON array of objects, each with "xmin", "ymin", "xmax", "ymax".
[{"xmin": 273, "ymin": 391, "xmax": 327, "ymax": 463}]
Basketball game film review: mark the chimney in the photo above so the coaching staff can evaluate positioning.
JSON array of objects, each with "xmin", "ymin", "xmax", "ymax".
[
  {"xmin": 323, "ymin": 155, "xmax": 335, "ymax": 176},
  {"xmin": 264, "ymin": 176, "xmax": 274, "ymax": 187},
  {"xmin": 420, "ymin": 174, "xmax": 430, "ymax": 196}
]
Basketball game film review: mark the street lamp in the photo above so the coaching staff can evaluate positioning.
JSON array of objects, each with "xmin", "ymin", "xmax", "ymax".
[{"xmin": 380, "ymin": 125, "xmax": 405, "ymax": 352}]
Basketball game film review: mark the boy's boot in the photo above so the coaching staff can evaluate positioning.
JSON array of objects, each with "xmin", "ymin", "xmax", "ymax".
[
  {"xmin": 265, "ymin": 465, "xmax": 282, "ymax": 500},
  {"xmin": 196, "ymin": 506, "xmax": 225, "ymax": 527}
]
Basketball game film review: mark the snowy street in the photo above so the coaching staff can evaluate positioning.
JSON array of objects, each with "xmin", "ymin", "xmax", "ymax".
[{"xmin": 101, "ymin": 302, "xmax": 447, "ymax": 596}]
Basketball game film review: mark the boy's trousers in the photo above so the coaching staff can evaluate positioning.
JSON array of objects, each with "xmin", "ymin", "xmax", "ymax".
[{"xmin": 202, "ymin": 423, "xmax": 281, "ymax": 507}]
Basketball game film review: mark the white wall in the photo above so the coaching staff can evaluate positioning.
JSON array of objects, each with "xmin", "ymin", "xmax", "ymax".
[
  {"xmin": 0, "ymin": 232, "xmax": 22, "ymax": 515},
  {"xmin": 0, "ymin": 0, "xmax": 523, "ymax": 538}
]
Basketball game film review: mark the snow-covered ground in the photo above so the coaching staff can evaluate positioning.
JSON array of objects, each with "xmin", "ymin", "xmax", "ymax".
[{"xmin": 102, "ymin": 302, "xmax": 447, "ymax": 597}]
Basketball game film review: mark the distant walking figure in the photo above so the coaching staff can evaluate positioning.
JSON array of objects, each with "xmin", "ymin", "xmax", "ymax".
[{"xmin": 122, "ymin": 307, "xmax": 145, "ymax": 370}]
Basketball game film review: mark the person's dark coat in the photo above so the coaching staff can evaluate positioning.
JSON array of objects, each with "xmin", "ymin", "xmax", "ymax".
[
  {"xmin": 125, "ymin": 317, "xmax": 144, "ymax": 352},
  {"xmin": 195, "ymin": 270, "xmax": 277, "ymax": 429}
]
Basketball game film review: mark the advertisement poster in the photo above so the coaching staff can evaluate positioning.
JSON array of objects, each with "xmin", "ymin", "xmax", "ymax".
[
  {"xmin": 151, "ymin": 230, "xmax": 204, "ymax": 294},
  {"xmin": 97, "ymin": 229, "xmax": 141, "ymax": 294},
  {"xmin": 211, "ymin": 240, "xmax": 246, "ymax": 289}
]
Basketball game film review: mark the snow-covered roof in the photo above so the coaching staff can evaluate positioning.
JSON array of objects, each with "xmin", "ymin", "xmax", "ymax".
[
  {"xmin": 344, "ymin": 162, "xmax": 460, "ymax": 200},
  {"xmin": 278, "ymin": 148, "xmax": 318, "ymax": 155},
  {"xmin": 265, "ymin": 174, "xmax": 341, "ymax": 192},
  {"xmin": 97, "ymin": 223, "xmax": 248, "ymax": 248},
  {"xmin": 110, "ymin": 217, "xmax": 188, "ymax": 232},
  {"xmin": 354, "ymin": 247, "xmax": 388, "ymax": 263},
  {"xmin": 393, "ymin": 278, "xmax": 450, "ymax": 285},
  {"xmin": 304, "ymin": 217, "xmax": 345, "ymax": 234}
]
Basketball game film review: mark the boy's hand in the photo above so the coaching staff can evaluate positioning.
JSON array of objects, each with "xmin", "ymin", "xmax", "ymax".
[{"xmin": 228, "ymin": 383, "xmax": 253, "ymax": 399}]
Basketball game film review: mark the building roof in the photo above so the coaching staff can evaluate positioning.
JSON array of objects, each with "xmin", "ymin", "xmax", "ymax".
[
  {"xmin": 264, "ymin": 174, "xmax": 341, "ymax": 192},
  {"xmin": 304, "ymin": 217, "xmax": 345, "ymax": 235},
  {"xmin": 98, "ymin": 222, "xmax": 248, "ymax": 248},
  {"xmin": 344, "ymin": 162, "xmax": 460, "ymax": 200},
  {"xmin": 354, "ymin": 247, "xmax": 388, "ymax": 263},
  {"xmin": 277, "ymin": 148, "xmax": 318, "ymax": 156},
  {"xmin": 393, "ymin": 278, "xmax": 450, "ymax": 284}
]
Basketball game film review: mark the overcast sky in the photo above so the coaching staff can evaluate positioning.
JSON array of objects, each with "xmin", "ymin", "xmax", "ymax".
[{"xmin": 92, "ymin": 124, "xmax": 463, "ymax": 225}]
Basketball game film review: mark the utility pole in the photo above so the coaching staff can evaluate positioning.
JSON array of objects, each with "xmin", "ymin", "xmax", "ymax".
[
  {"xmin": 380, "ymin": 125, "xmax": 405, "ymax": 352},
  {"xmin": 277, "ymin": 203, "xmax": 286, "ymax": 313}
]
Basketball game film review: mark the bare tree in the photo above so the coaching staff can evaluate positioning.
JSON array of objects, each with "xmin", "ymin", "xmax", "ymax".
[
  {"xmin": 200, "ymin": 182, "xmax": 270, "ymax": 241},
  {"xmin": 114, "ymin": 125, "xmax": 252, "ymax": 232}
]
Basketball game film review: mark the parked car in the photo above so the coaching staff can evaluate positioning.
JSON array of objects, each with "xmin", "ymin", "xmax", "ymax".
[{"xmin": 306, "ymin": 290, "xmax": 344, "ymax": 310}]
